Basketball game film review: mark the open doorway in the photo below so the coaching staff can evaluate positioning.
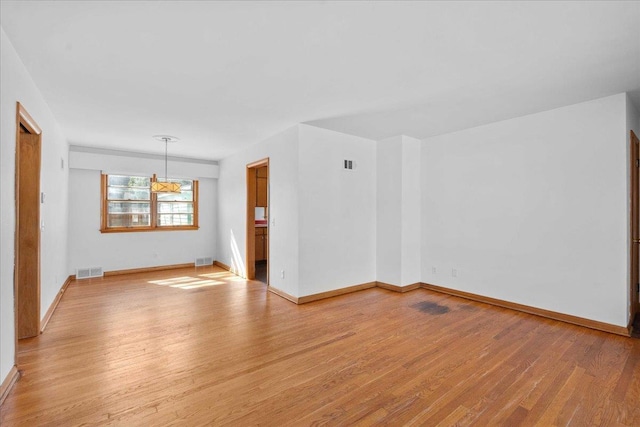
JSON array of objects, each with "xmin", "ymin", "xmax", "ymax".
[
  {"xmin": 14, "ymin": 102, "xmax": 42, "ymax": 349},
  {"xmin": 246, "ymin": 158, "xmax": 269, "ymax": 284}
]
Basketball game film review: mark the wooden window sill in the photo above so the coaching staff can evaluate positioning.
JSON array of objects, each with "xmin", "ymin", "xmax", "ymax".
[{"xmin": 100, "ymin": 226, "xmax": 200, "ymax": 233}]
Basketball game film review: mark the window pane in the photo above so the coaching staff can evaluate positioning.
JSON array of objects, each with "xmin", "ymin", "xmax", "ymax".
[
  {"xmin": 157, "ymin": 191, "xmax": 193, "ymax": 202},
  {"xmin": 108, "ymin": 187, "xmax": 150, "ymax": 201},
  {"xmin": 108, "ymin": 175, "xmax": 150, "ymax": 187},
  {"xmin": 107, "ymin": 213, "xmax": 151, "ymax": 228},
  {"xmin": 108, "ymin": 202, "xmax": 151, "ymax": 214},
  {"xmin": 157, "ymin": 213, "xmax": 193, "ymax": 226},
  {"xmin": 157, "ymin": 202, "xmax": 193, "ymax": 214},
  {"xmin": 107, "ymin": 175, "xmax": 151, "ymax": 201}
]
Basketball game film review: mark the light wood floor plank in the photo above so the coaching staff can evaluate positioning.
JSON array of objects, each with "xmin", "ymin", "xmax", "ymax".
[{"xmin": 1, "ymin": 265, "xmax": 639, "ymax": 426}]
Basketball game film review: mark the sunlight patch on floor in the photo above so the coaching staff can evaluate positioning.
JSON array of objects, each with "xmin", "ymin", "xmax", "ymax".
[
  {"xmin": 227, "ymin": 277, "xmax": 249, "ymax": 282},
  {"xmin": 148, "ymin": 276, "xmax": 226, "ymax": 290},
  {"xmin": 198, "ymin": 272, "xmax": 235, "ymax": 279}
]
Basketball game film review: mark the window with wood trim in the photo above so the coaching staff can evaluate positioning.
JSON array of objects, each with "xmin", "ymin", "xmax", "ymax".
[{"xmin": 101, "ymin": 174, "xmax": 199, "ymax": 232}]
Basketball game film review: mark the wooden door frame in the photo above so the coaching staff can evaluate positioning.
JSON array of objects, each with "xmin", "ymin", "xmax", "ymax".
[
  {"xmin": 14, "ymin": 102, "xmax": 42, "ymax": 357},
  {"xmin": 246, "ymin": 158, "xmax": 269, "ymax": 281},
  {"xmin": 631, "ymin": 130, "xmax": 640, "ymax": 330}
]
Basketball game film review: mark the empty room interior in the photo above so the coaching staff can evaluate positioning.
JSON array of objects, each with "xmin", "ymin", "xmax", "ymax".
[{"xmin": 1, "ymin": 1, "xmax": 640, "ymax": 425}]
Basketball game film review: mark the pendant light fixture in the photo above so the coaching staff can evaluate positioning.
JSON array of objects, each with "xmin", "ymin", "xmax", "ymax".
[{"xmin": 151, "ymin": 135, "xmax": 181, "ymax": 193}]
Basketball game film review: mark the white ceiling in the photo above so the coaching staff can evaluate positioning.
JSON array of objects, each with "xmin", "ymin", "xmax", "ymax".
[{"xmin": 1, "ymin": 1, "xmax": 639, "ymax": 160}]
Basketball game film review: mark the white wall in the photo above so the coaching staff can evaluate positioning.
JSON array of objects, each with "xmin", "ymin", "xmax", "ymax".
[
  {"xmin": 400, "ymin": 136, "xmax": 421, "ymax": 285},
  {"xmin": 217, "ymin": 124, "xmax": 376, "ymax": 298},
  {"xmin": 376, "ymin": 135, "xmax": 421, "ymax": 287},
  {"xmin": 376, "ymin": 136, "xmax": 403, "ymax": 285},
  {"xmin": 1, "ymin": 28, "xmax": 70, "ymax": 382},
  {"xmin": 421, "ymin": 93, "xmax": 629, "ymax": 327},
  {"xmin": 68, "ymin": 154, "xmax": 217, "ymax": 273},
  {"xmin": 298, "ymin": 125, "xmax": 377, "ymax": 295},
  {"xmin": 216, "ymin": 126, "xmax": 300, "ymax": 297},
  {"xmin": 69, "ymin": 147, "xmax": 219, "ymax": 179}
]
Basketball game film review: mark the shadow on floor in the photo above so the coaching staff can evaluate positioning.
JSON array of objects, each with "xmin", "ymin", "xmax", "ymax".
[
  {"xmin": 255, "ymin": 261, "xmax": 267, "ymax": 284},
  {"xmin": 632, "ymin": 312, "xmax": 640, "ymax": 338}
]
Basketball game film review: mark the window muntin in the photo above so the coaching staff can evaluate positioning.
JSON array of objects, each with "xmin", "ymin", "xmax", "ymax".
[
  {"xmin": 156, "ymin": 179, "xmax": 195, "ymax": 227},
  {"xmin": 101, "ymin": 174, "xmax": 198, "ymax": 232}
]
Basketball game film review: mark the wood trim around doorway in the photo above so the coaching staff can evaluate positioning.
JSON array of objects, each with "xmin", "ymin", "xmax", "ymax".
[
  {"xmin": 630, "ymin": 130, "xmax": 640, "ymax": 331},
  {"xmin": 14, "ymin": 102, "xmax": 43, "ymax": 352},
  {"xmin": 17, "ymin": 102, "xmax": 42, "ymax": 135},
  {"xmin": 246, "ymin": 158, "xmax": 269, "ymax": 280}
]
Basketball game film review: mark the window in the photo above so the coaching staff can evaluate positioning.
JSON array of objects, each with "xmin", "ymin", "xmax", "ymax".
[{"xmin": 101, "ymin": 174, "xmax": 198, "ymax": 232}]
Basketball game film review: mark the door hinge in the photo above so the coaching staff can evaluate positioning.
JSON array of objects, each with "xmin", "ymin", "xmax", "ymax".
[
  {"xmin": 637, "ymin": 283, "xmax": 639, "ymax": 293},
  {"xmin": 636, "ymin": 159, "xmax": 639, "ymax": 168}
]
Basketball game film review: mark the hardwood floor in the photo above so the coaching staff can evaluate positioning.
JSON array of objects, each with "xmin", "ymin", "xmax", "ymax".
[{"xmin": 1, "ymin": 265, "xmax": 639, "ymax": 426}]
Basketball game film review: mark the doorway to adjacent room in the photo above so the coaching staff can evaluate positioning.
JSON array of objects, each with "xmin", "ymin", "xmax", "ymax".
[{"xmin": 246, "ymin": 158, "xmax": 269, "ymax": 284}]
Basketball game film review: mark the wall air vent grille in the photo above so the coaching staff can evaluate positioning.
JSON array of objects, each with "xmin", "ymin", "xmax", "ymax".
[
  {"xmin": 76, "ymin": 267, "xmax": 104, "ymax": 280},
  {"xmin": 195, "ymin": 257, "xmax": 214, "ymax": 267}
]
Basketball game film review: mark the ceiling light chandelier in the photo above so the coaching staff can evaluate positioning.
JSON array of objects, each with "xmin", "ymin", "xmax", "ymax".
[{"xmin": 151, "ymin": 135, "xmax": 181, "ymax": 193}]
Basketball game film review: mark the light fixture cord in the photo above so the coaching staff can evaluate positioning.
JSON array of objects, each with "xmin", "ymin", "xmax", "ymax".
[{"xmin": 164, "ymin": 137, "xmax": 169, "ymax": 181}]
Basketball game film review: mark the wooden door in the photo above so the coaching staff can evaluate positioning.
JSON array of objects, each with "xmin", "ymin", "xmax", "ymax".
[
  {"xmin": 16, "ymin": 130, "xmax": 41, "ymax": 339},
  {"xmin": 256, "ymin": 166, "xmax": 268, "ymax": 207},
  {"xmin": 255, "ymin": 229, "xmax": 265, "ymax": 261},
  {"xmin": 256, "ymin": 176, "xmax": 268, "ymax": 207},
  {"xmin": 631, "ymin": 130, "xmax": 640, "ymax": 322}
]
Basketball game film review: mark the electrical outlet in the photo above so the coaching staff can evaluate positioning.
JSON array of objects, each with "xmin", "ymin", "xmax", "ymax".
[
  {"xmin": 432, "ymin": 267, "xmax": 437, "ymax": 274},
  {"xmin": 452, "ymin": 269, "xmax": 457, "ymax": 277},
  {"xmin": 281, "ymin": 270, "xmax": 285, "ymax": 279}
]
